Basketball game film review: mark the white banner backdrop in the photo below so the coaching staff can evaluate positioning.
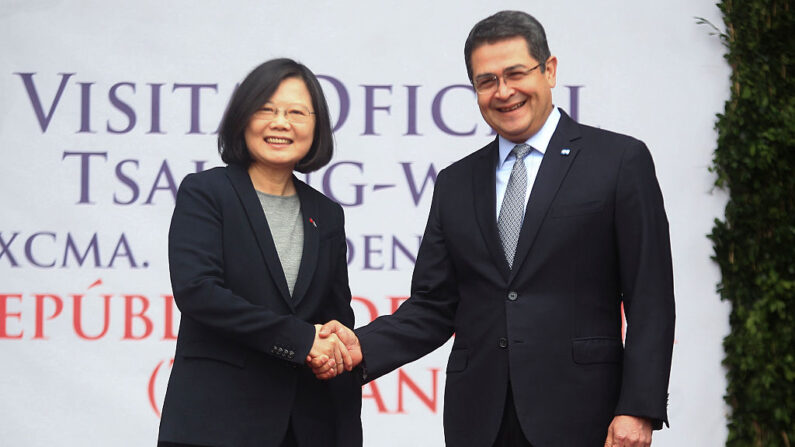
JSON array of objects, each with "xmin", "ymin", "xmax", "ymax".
[{"xmin": 1, "ymin": 1, "xmax": 730, "ymax": 445}]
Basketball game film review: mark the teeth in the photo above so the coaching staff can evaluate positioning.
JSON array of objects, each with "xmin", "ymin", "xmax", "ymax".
[
  {"xmin": 265, "ymin": 137, "xmax": 292, "ymax": 144},
  {"xmin": 500, "ymin": 101, "xmax": 525, "ymax": 112}
]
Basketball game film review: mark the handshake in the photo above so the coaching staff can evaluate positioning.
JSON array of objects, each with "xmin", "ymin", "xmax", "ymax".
[{"xmin": 305, "ymin": 320, "xmax": 362, "ymax": 380}]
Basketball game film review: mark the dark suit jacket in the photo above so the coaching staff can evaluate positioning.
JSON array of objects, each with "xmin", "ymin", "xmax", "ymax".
[
  {"xmin": 158, "ymin": 165, "xmax": 361, "ymax": 447},
  {"xmin": 357, "ymin": 110, "xmax": 675, "ymax": 446}
]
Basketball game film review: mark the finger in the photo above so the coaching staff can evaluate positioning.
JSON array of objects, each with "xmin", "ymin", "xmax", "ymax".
[
  {"xmin": 604, "ymin": 425, "xmax": 614, "ymax": 447},
  {"xmin": 322, "ymin": 362, "xmax": 338, "ymax": 379},
  {"xmin": 340, "ymin": 342, "xmax": 353, "ymax": 371},
  {"xmin": 332, "ymin": 337, "xmax": 344, "ymax": 375},
  {"xmin": 316, "ymin": 370, "xmax": 335, "ymax": 380},
  {"xmin": 312, "ymin": 355, "xmax": 336, "ymax": 376},
  {"xmin": 309, "ymin": 354, "xmax": 329, "ymax": 370},
  {"xmin": 336, "ymin": 335, "xmax": 353, "ymax": 371},
  {"xmin": 314, "ymin": 366, "xmax": 335, "ymax": 380}
]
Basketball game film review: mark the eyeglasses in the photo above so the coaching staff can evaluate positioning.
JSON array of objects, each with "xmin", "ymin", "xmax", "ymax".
[
  {"xmin": 472, "ymin": 63, "xmax": 543, "ymax": 94},
  {"xmin": 253, "ymin": 103, "xmax": 315, "ymax": 124}
]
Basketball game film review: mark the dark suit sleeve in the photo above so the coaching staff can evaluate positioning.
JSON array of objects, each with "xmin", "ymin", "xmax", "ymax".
[
  {"xmin": 613, "ymin": 141, "xmax": 676, "ymax": 428},
  {"xmin": 168, "ymin": 173, "xmax": 315, "ymax": 364},
  {"xmin": 356, "ymin": 169, "xmax": 459, "ymax": 381}
]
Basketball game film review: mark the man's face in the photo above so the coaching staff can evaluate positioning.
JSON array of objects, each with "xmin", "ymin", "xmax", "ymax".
[{"xmin": 470, "ymin": 36, "xmax": 557, "ymax": 143}]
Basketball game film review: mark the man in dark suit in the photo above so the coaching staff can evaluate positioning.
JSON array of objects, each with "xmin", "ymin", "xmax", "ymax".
[{"xmin": 314, "ymin": 11, "xmax": 674, "ymax": 447}]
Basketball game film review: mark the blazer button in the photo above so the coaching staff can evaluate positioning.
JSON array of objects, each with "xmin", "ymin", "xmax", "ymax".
[
  {"xmin": 498, "ymin": 337, "xmax": 508, "ymax": 348},
  {"xmin": 507, "ymin": 291, "xmax": 518, "ymax": 301}
]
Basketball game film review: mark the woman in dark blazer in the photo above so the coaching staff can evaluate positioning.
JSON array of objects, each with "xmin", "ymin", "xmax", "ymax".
[{"xmin": 157, "ymin": 59, "xmax": 361, "ymax": 447}]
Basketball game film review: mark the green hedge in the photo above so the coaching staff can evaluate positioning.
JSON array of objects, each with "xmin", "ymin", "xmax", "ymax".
[{"xmin": 707, "ymin": 1, "xmax": 794, "ymax": 446}]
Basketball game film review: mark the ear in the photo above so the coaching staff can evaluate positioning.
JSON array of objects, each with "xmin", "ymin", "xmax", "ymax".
[{"xmin": 545, "ymin": 56, "xmax": 558, "ymax": 88}]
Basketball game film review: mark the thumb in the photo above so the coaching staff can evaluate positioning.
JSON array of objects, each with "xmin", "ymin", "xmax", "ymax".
[
  {"xmin": 604, "ymin": 424, "xmax": 614, "ymax": 447},
  {"xmin": 319, "ymin": 320, "xmax": 341, "ymax": 337}
]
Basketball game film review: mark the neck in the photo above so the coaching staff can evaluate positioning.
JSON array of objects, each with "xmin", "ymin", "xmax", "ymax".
[{"xmin": 247, "ymin": 163, "xmax": 296, "ymax": 196}]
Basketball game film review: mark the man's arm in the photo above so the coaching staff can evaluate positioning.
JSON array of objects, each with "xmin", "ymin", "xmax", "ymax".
[
  {"xmin": 613, "ymin": 140, "xmax": 676, "ymax": 428},
  {"xmin": 310, "ymin": 168, "xmax": 461, "ymax": 381}
]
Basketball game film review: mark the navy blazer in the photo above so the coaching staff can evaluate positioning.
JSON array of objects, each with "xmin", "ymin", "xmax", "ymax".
[
  {"xmin": 357, "ymin": 110, "xmax": 675, "ymax": 446},
  {"xmin": 158, "ymin": 164, "xmax": 361, "ymax": 446}
]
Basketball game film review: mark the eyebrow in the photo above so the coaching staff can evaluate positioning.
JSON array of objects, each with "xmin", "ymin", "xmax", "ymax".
[
  {"xmin": 503, "ymin": 64, "xmax": 529, "ymax": 71},
  {"xmin": 474, "ymin": 64, "xmax": 530, "ymax": 79}
]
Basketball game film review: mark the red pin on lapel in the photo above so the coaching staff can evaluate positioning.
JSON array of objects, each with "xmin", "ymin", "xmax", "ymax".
[{"xmin": 309, "ymin": 218, "xmax": 317, "ymax": 228}]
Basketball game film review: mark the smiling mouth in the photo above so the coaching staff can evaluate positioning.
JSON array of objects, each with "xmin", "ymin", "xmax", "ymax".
[
  {"xmin": 265, "ymin": 137, "xmax": 293, "ymax": 145},
  {"xmin": 497, "ymin": 100, "xmax": 526, "ymax": 113}
]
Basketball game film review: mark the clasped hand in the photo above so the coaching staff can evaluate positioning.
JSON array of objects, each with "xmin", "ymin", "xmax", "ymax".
[{"xmin": 305, "ymin": 321, "xmax": 362, "ymax": 380}]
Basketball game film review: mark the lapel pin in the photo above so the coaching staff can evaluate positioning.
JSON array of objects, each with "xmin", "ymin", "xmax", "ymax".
[
  {"xmin": 309, "ymin": 218, "xmax": 317, "ymax": 228},
  {"xmin": 560, "ymin": 148, "xmax": 571, "ymax": 156}
]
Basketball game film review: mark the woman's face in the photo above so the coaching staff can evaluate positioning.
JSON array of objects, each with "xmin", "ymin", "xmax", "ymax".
[{"xmin": 245, "ymin": 77, "xmax": 315, "ymax": 173}]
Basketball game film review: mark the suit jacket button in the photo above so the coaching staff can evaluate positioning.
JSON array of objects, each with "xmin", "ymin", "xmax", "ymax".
[
  {"xmin": 498, "ymin": 337, "xmax": 508, "ymax": 348},
  {"xmin": 507, "ymin": 291, "xmax": 518, "ymax": 301}
]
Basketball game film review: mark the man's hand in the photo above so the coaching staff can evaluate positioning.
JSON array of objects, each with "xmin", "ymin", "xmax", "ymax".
[
  {"xmin": 306, "ymin": 320, "xmax": 362, "ymax": 380},
  {"xmin": 604, "ymin": 415, "xmax": 652, "ymax": 447},
  {"xmin": 305, "ymin": 324, "xmax": 350, "ymax": 378}
]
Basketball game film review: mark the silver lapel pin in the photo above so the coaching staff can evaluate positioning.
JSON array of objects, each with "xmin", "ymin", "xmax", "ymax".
[{"xmin": 560, "ymin": 148, "xmax": 571, "ymax": 156}]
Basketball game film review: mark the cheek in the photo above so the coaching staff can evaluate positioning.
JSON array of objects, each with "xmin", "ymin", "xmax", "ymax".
[
  {"xmin": 476, "ymin": 97, "xmax": 490, "ymax": 113},
  {"xmin": 244, "ymin": 132, "xmax": 259, "ymax": 152},
  {"xmin": 299, "ymin": 124, "xmax": 316, "ymax": 146},
  {"xmin": 244, "ymin": 121, "xmax": 260, "ymax": 144},
  {"xmin": 299, "ymin": 133, "xmax": 315, "ymax": 156},
  {"xmin": 477, "ymin": 101, "xmax": 493, "ymax": 122}
]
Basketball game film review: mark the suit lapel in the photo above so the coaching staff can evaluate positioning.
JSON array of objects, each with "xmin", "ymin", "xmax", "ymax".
[
  {"xmin": 509, "ymin": 111, "xmax": 582, "ymax": 282},
  {"xmin": 472, "ymin": 139, "xmax": 511, "ymax": 282},
  {"xmin": 291, "ymin": 178, "xmax": 319, "ymax": 306},
  {"xmin": 225, "ymin": 165, "xmax": 293, "ymax": 309}
]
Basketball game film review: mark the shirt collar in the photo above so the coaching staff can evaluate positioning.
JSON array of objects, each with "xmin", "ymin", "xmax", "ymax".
[{"xmin": 498, "ymin": 106, "xmax": 561, "ymax": 167}]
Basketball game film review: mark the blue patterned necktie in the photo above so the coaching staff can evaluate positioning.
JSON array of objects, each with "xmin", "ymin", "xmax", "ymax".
[{"xmin": 498, "ymin": 144, "xmax": 532, "ymax": 269}]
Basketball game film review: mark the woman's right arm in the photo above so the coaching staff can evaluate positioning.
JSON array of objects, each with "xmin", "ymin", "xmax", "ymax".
[{"xmin": 168, "ymin": 173, "xmax": 345, "ymax": 370}]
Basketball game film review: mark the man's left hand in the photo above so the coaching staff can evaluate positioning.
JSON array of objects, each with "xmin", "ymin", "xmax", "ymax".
[{"xmin": 604, "ymin": 415, "xmax": 652, "ymax": 447}]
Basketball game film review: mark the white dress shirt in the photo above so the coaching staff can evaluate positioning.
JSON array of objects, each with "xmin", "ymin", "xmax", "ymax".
[{"xmin": 495, "ymin": 106, "xmax": 561, "ymax": 219}]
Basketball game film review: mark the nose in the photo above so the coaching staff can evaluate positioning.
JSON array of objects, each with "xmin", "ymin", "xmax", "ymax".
[
  {"xmin": 268, "ymin": 111, "xmax": 291, "ymax": 129},
  {"xmin": 495, "ymin": 77, "xmax": 514, "ymax": 99}
]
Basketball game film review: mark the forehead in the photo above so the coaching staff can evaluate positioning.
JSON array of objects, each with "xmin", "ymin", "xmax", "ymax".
[
  {"xmin": 470, "ymin": 36, "xmax": 537, "ymax": 76},
  {"xmin": 269, "ymin": 77, "xmax": 312, "ymax": 103}
]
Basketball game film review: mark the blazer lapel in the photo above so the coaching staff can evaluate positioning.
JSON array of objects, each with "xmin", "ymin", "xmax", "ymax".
[
  {"xmin": 509, "ymin": 111, "xmax": 582, "ymax": 282},
  {"xmin": 290, "ymin": 178, "xmax": 319, "ymax": 306},
  {"xmin": 225, "ymin": 165, "xmax": 293, "ymax": 309},
  {"xmin": 473, "ymin": 139, "xmax": 511, "ymax": 281}
]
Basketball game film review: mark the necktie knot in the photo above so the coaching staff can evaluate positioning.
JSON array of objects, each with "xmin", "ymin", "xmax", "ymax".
[{"xmin": 512, "ymin": 144, "xmax": 532, "ymax": 161}]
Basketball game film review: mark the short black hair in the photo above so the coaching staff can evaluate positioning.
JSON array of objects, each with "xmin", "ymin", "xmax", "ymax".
[
  {"xmin": 218, "ymin": 58, "xmax": 333, "ymax": 173},
  {"xmin": 464, "ymin": 11, "xmax": 551, "ymax": 82}
]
